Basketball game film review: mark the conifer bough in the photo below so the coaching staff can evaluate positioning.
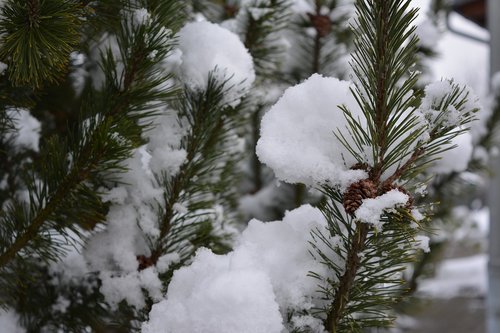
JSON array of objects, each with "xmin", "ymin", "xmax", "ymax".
[
  {"xmin": 0, "ymin": 0, "xmax": 83, "ymax": 88},
  {"xmin": 0, "ymin": 0, "xmax": 485, "ymax": 332},
  {"xmin": 256, "ymin": 0, "xmax": 479, "ymax": 331}
]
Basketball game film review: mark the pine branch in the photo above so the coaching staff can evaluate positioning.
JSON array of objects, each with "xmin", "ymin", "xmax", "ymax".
[
  {"xmin": 309, "ymin": 1, "xmax": 480, "ymax": 332},
  {"xmin": 381, "ymin": 147, "xmax": 424, "ymax": 187},
  {"xmin": 309, "ymin": 0, "xmax": 326, "ymax": 74},
  {"xmin": 0, "ymin": 3, "xmax": 178, "ymax": 269},
  {"xmin": 326, "ymin": 221, "xmax": 369, "ymax": 332},
  {"xmin": 0, "ymin": 0, "xmax": 83, "ymax": 88},
  {"xmin": 241, "ymin": 0, "xmax": 290, "ymax": 77},
  {"xmin": 286, "ymin": 0, "xmax": 352, "ymax": 81},
  {"xmin": 236, "ymin": 0, "xmax": 290, "ymax": 194},
  {"xmin": 310, "ymin": 1, "xmax": 427, "ymax": 331},
  {"xmin": 147, "ymin": 75, "xmax": 237, "ymax": 269},
  {"xmin": 0, "ymin": 159, "xmax": 92, "ymax": 268},
  {"xmin": 312, "ymin": 187, "xmax": 418, "ymax": 332},
  {"xmin": 250, "ymin": 108, "xmax": 263, "ymax": 192}
]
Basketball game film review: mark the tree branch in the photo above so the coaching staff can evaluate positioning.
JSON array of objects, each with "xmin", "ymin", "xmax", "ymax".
[
  {"xmin": 382, "ymin": 147, "xmax": 424, "ymax": 187},
  {"xmin": 326, "ymin": 222, "xmax": 369, "ymax": 332},
  {"xmin": 0, "ymin": 37, "xmax": 148, "ymax": 269},
  {"xmin": 371, "ymin": 0, "xmax": 390, "ymax": 182}
]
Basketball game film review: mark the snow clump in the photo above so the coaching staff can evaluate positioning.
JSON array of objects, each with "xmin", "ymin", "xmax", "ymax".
[
  {"xmin": 0, "ymin": 309, "xmax": 25, "ymax": 333},
  {"xmin": 177, "ymin": 21, "xmax": 255, "ymax": 106},
  {"xmin": 84, "ymin": 109, "xmax": 188, "ymax": 309},
  {"xmin": 142, "ymin": 205, "xmax": 339, "ymax": 333},
  {"xmin": 4, "ymin": 108, "xmax": 41, "ymax": 152},
  {"xmin": 415, "ymin": 80, "xmax": 479, "ymax": 174},
  {"xmin": 429, "ymin": 132, "xmax": 473, "ymax": 174},
  {"xmin": 415, "ymin": 235, "xmax": 430, "ymax": 253},
  {"xmin": 256, "ymin": 74, "xmax": 367, "ymax": 190},
  {"xmin": 355, "ymin": 189, "xmax": 409, "ymax": 229},
  {"xmin": 418, "ymin": 80, "xmax": 479, "ymax": 130}
]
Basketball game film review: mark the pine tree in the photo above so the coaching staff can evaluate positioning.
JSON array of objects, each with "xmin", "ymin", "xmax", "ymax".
[
  {"xmin": 0, "ymin": 0, "xmax": 250, "ymax": 330},
  {"xmin": 0, "ymin": 0, "xmax": 491, "ymax": 332}
]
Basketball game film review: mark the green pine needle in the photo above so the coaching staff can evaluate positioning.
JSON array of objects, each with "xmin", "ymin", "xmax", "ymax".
[{"xmin": 0, "ymin": 0, "xmax": 83, "ymax": 88}]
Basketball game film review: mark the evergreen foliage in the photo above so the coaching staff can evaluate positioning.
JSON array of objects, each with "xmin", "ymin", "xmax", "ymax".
[
  {"xmin": 301, "ymin": 0, "xmax": 479, "ymax": 331},
  {"xmin": 146, "ymin": 75, "xmax": 240, "ymax": 275},
  {"xmin": 0, "ymin": 0, "xmax": 491, "ymax": 332},
  {"xmin": 0, "ymin": 0, "xmax": 83, "ymax": 88}
]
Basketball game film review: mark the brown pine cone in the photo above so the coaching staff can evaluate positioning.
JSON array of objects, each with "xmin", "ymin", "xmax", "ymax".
[
  {"xmin": 224, "ymin": 4, "xmax": 239, "ymax": 18},
  {"xmin": 343, "ymin": 179, "xmax": 378, "ymax": 216},
  {"xmin": 137, "ymin": 255, "xmax": 154, "ymax": 271},
  {"xmin": 307, "ymin": 13, "xmax": 332, "ymax": 38}
]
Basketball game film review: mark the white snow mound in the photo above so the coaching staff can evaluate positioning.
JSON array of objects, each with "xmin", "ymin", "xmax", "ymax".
[
  {"xmin": 256, "ymin": 74, "xmax": 367, "ymax": 189},
  {"xmin": 177, "ymin": 21, "xmax": 255, "ymax": 105},
  {"xmin": 142, "ymin": 205, "xmax": 338, "ymax": 333}
]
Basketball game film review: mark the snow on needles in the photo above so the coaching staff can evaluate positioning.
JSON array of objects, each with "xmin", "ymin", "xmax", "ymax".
[
  {"xmin": 355, "ymin": 189, "xmax": 409, "ymax": 229},
  {"xmin": 0, "ymin": 309, "xmax": 25, "ymax": 333},
  {"xmin": 142, "ymin": 205, "xmax": 338, "ymax": 333},
  {"xmin": 84, "ymin": 110, "xmax": 187, "ymax": 309},
  {"xmin": 417, "ymin": 80, "xmax": 479, "ymax": 174},
  {"xmin": 5, "ymin": 108, "xmax": 41, "ymax": 152},
  {"xmin": 256, "ymin": 74, "xmax": 367, "ymax": 190},
  {"xmin": 177, "ymin": 21, "xmax": 255, "ymax": 105}
]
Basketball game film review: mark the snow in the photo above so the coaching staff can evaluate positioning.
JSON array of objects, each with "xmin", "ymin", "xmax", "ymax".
[
  {"xmin": 239, "ymin": 205, "xmax": 334, "ymax": 310},
  {"xmin": 85, "ymin": 148, "xmax": 163, "ymax": 307},
  {"xmin": 355, "ymin": 189, "xmax": 409, "ymax": 228},
  {"xmin": 172, "ymin": 202, "xmax": 188, "ymax": 214},
  {"xmin": 132, "ymin": 8, "xmax": 151, "ymax": 26},
  {"xmin": 291, "ymin": 315, "xmax": 326, "ymax": 333},
  {"xmin": 418, "ymin": 254, "xmax": 487, "ymax": 298},
  {"xmin": 144, "ymin": 111, "xmax": 187, "ymax": 176},
  {"xmin": 177, "ymin": 21, "xmax": 255, "ymax": 106},
  {"xmin": 429, "ymin": 132, "xmax": 473, "ymax": 174},
  {"xmin": 415, "ymin": 19, "xmax": 440, "ymax": 49},
  {"xmin": 101, "ymin": 186, "xmax": 128, "ymax": 205},
  {"xmin": 415, "ymin": 235, "xmax": 430, "ymax": 253},
  {"xmin": 418, "ymin": 80, "xmax": 479, "ymax": 130},
  {"xmin": 291, "ymin": 0, "xmax": 313, "ymax": 13},
  {"xmin": 99, "ymin": 268, "xmax": 163, "ymax": 309},
  {"xmin": 143, "ymin": 205, "xmax": 337, "ymax": 333},
  {"xmin": 100, "ymin": 271, "xmax": 146, "ymax": 309},
  {"xmin": 85, "ymin": 204, "xmax": 148, "ymax": 273},
  {"xmin": 4, "ymin": 108, "xmax": 41, "ymax": 152},
  {"xmin": 248, "ymin": 7, "xmax": 273, "ymax": 21},
  {"xmin": 411, "ymin": 208, "xmax": 425, "ymax": 222},
  {"xmin": 0, "ymin": 309, "xmax": 25, "ymax": 333},
  {"xmin": 143, "ymin": 249, "xmax": 283, "ymax": 333},
  {"xmin": 415, "ymin": 79, "xmax": 480, "ymax": 174},
  {"xmin": 256, "ymin": 74, "xmax": 368, "ymax": 190},
  {"xmin": 52, "ymin": 296, "xmax": 71, "ymax": 314},
  {"xmin": 0, "ymin": 61, "xmax": 7, "ymax": 74},
  {"xmin": 83, "ymin": 102, "xmax": 196, "ymax": 308},
  {"xmin": 156, "ymin": 253, "xmax": 180, "ymax": 273}
]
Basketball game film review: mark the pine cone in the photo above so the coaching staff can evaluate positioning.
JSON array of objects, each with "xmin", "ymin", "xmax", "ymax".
[
  {"xmin": 137, "ymin": 255, "xmax": 154, "ymax": 271},
  {"xmin": 350, "ymin": 162, "xmax": 370, "ymax": 172},
  {"xmin": 380, "ymin": 183, "xmax": 414, "ymax": 210},
  {"xmin": 224, "ymin": 4, "xmax": 239, "ymax": 18},
  {"xmin": 343, "ymin": 179, "xmax": 378, "ymax": 215},
  {"xmin": 307, "ymin": 13, "xmax": 332, "ymax": 38}
]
